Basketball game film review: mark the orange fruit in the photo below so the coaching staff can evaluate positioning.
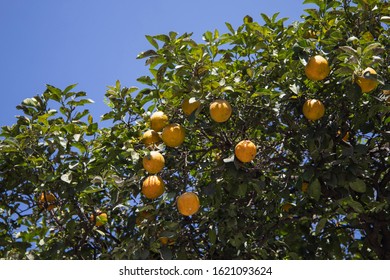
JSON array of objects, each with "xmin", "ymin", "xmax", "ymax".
[
  {"xmin": 38, "ymin": 192, "xmax": 56, "ymax": 211},
  {"xmin": 383, "ymin": 89, "xmax": 390, "ymax": 95},
  {"xmin": 182, "ymin": 98, "xmax": 201, "ymax": 116},
  {"xmin": 235, "ymin": 140, "xmax": 257, "ymax": 163},
  {"xmin": 161, "ymin": 123, "xmax": 185, "ymax": 147},
  {"xmin": 209, "ymin": 99, "xmax": 232, "ymax": 123},
  {"xmin": 90, "ymin": 212, "xmax": 108, "ymax": 227},
  {"xmin": 159, "ymin": 236, "xmax": 169, "ymax": 245},
  {"xmin": 142, "ymin": 130, "xmax": 161, "ymax": 146},
  {"xmin": 159, "ymin": 236, "xmax": 175, "ymax": 246},
  {"xmin": 142, "ymin": 151, "xmax": 165, "ymax": 174},
  {"xmin": 302, "ymin": 181, "xmax": 309, "ymax": 193},
  {"xmin": 177, "ymin": 192, "xmax": 200, "ymax": 216},
  {"xmin": 281, "ymin": 203, "xmax": 294, "ymax": 212},
  {"xmin": 305, "ymin": 55, "xmax": 330, "ymax": 81},
  {"xmin": 302, "ymin": 99, "xmax": 325, "ymax": 121},
  {"xmin": 356, "ymin": 67, "xmax": 378, "ymax": 93},
  {"xmin": 150, "ymin": 111, "xmax": 168, "ymax": 132},
  {"xmin": 142, "ymin": 175, "xmax": 165, "ymax": 199}
]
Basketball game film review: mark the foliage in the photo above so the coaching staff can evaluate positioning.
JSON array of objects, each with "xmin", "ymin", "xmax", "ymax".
[{"xmin": 1, "ymin": 0, "xmax": 389, "ymax": 260}]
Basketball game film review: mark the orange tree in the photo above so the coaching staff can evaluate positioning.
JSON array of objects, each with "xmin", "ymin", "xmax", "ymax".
[{"xmin": 1, "ymin": 0, "xmax": 389, "ymax": 260}]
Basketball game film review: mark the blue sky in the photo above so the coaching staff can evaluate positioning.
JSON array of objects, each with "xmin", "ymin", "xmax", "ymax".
[{"xmin": 0, "ymin": 0, "xmax": 309, "ymax": 127}]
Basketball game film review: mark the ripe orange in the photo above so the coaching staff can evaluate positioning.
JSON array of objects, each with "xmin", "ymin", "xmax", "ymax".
[
  {"xmin": 142, "ymin": 130, "xmax": 161, "ymax": 146},
  {"xmin": 38, "ymin": 192, "xmax": 56, "ymax": 211},
  {"xmin": 142, "ymin": 175, "xmax": 165, "ymax": 199},
  {"xmin": 281, "ymin": 203, "xmax": 294, "ymax": 212},
  {"xmin": 142, "ymin": 151, "xmax": 165, "ymax": 174},
  {"xmin": 305, "ymin": 55, "xmax": 330, "ymax": 81},
  {"xmin": 161, "ymin": 123, "xmax": 185, "ymax": 147},
  {"xmin": 150, "ymin": 111, "xmax": 168, "ymax": 132},
  {"xmin": 383, "ymin": 89, "xmax": 390, "ymax": 95},
  {"xmin": 235, "ymin": 140, "xmax": 257, "ymax": 163},
  {"xmin": 302, "ymin": 99, "xmax": 325, "ymax": 121},
  {"xmin": 209, "ymin": 99, "xmax": 232, "ymax": 123},
  {"xmin": 356, "ymin": 67, "xmax": 378, "ymax": 93},
  {"xmin": 90, "ymin": 212, "xmax": 108, "ymax": 227},
  {"xmin": 182, "ymin": 98, "xmax": 201, "ymax": 116},
  {"xmin": 301, "ymin": 181, "xmax": 309, "ymax": 193},
  {"xmin": 159, "ymin": 236, "xmax": 175, "ymax": 246},
  {"xmin": 159, "ymin": 236, "xmax": 169, "ymax": 245},
  {"xmin": 177, "ymin": 192, "xmax": 200, "ymax": 216}
]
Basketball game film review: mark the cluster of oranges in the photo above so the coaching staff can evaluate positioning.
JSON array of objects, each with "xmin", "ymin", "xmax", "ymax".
[
  {"xmin": 302, "ymin": 55, "xmax": 379, "ymax": 122},
  {"xmin": 36, "ymin": 55, "xmax": 382, "ymax": 228},
  {"xmin": 141, "ymin": 108, "xmax": 199, "ymax": 217},
  {"xmin": 140, "ymin": 53, "xmax": 379, "ymax": 216},
  {"xmin": 281, "ymin": 55, "xmax": 381, "ymax": 212},
  {"xmin": 140, "ymin": 96, "xmax": 261, "ymax": 217}
]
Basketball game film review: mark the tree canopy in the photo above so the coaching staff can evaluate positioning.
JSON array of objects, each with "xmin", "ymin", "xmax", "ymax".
[{"xmin": 1, "ymin": 0, "xmax": 389, "ymax": 260}]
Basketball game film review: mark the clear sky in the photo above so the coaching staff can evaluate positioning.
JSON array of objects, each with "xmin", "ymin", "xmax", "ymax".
[{"xmin": 0, "ymin": 0, "xmax": 310, "ymax": 127}]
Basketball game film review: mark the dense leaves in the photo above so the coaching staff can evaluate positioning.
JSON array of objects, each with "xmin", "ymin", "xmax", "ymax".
[{"xmin": 1, "ymin": 0, "xmax": 389, "ymax": 260}]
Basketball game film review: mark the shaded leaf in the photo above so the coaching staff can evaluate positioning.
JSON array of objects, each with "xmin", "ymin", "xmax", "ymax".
[
  {"xmin": 349, "ymin": 178, "xmax": 366, "ymax": 193},
  {"xmin": 308, "ymin": 179, "xmax": 321, "ymax": 201},
  {"xmin": 315, "ymin": 218, "xmax": 327, "ymax": 235}
]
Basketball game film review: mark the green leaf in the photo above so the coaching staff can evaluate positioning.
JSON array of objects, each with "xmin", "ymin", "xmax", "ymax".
[
  {"xmin": 380, "ymin": 16, "xmax": 390, "ymax": 24},
  {"xmin": 137, "ymin": 50, "xmax": 158, "ymax": 59},
  {"xmin": 63, "ymin": 83, "xmax": 78, "ymax": 95},
  {"xmin": 61, "ymin": 171, "xmax": 73, "ymax": 184},
  {"xmin": 339, "ymin": 46, "xmax": 358, "ymax": 56},
  {"xmin": 289, "ymin": 84, "xmax": 300, "ymax": 95},
  {"xmin": 137, "ymin": 76, "xmax": 154, "ymax": 86},
  {"xmin": 169, "ymin": 31, "xmax": 178, "ymax": 41},
  {"xmin": 145, "ymin": 35, "xmax": 159, "ymax": 49},
  {"xmin": 130, "ymin": 150, "xmax": 140, "ymax": 163},
  {"xmin": 22, "ymin": 98, "xmax": 38, "ymax": 107},
  {"xmin": 225, "ymin": 22, "xmax": 235, "ymax": 34},
  {"xmin": 83, "ymin": 187, "xmax": 104, "ymax": 194},
  {"xmin": 243, "ymin": 15, "xmax": 253, "ymax": 24},
  {"xmin": 46, "ymin": 85, "xmax": 62, "ymax": 100},
  {"xmin": 349, "ymin": 178, "xmax": 366, "ymax": 193},
  {"xmin": 347, "ymin": 200, "xmax": 364, "ymax": 213},
  {"xmin": 86, "ymin": 123, "xmax": 98, "ymax": 136},
  {"xmin": 91, "ymin": 176, "xmax": 104, "ymax": 185},
  {"xmin": 203, "ymin": 31, "xmax": 213, "ymax": 42},
  {"xmin": 209, "ymin": 227, "xmax": 217, "ymax": 245},
  {"xmin": 362, "ymin": 42, "xmax": 383, "ymax": 56},
  {"xmin": 74, "ymin": 109, "xmax": 90, "ymax": 120},
  {"xmin": 315, "ymin": 218, "xmax": 327, "ymax": 235},
  {"xmin": 154, "ymin": 34, "xmax": 170, "ymax": 43},
  {"xmin": 308, "ymin": 179, "xmax": 321, "ymax": 201},
  {"xmin": 237, "ymin": 183, "xmax": 247, "ymax": 197},
  {"xmin": 72, "ymin": 142, "xmax": 86, "ymax": 154},
  {"xmin": 67, "ymin": 99, "xmax": 92, "ymax": 107},
  {"xmin": 260, "ymin": 13, "xmax": 271, "ymax": 25}
]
